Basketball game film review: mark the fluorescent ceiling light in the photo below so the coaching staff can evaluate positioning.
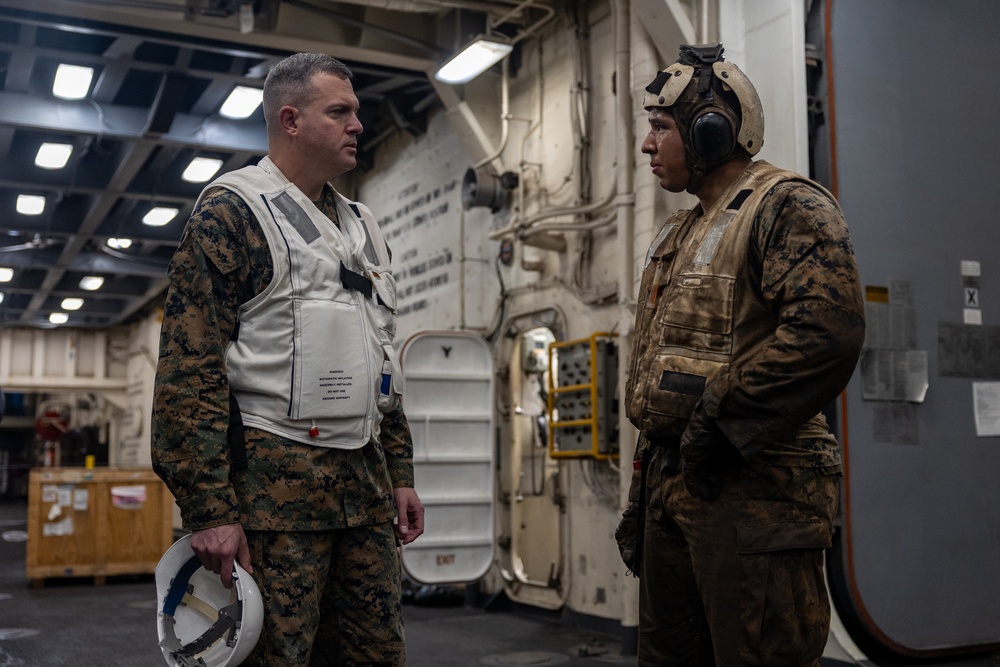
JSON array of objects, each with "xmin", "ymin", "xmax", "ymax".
[
  {"xmin": 107, "ymin": 238, "xmax": 133, "ymax": 250},
  {"xmin": 434, "ymin": 36, "xmax": 513, "ymax": 84},
  {"xmin": 53, "ymin": 64, "xmax": 94, "ymax": 100},
  {"xmin": 35, "ymin": 143, "xmax": 73, "ymax": 169},
  {"xmin": 0, "ymin": 268, "xmax": 10, "ymax": 282},
  {"xmin": 0, "ymin": 292, "xmax": 4, "ymax": 305},
  {"xmin": 143, "ymin": 206, "xmax": 180, "ymax": 226},
  {"xmin": 16, "ymin": 194, "xmax": 45, "ymax": 215},
  {"xmin": 220, "ymin": 86, "xmax": 264, "ymax": 119},
  {"xmin": 49, "ymin": 312, "xmax": 69, "ymax": 324},
  {"xmin": 61, "ymin": 297, "xmax": 84, "ymax": 311},
  {"xmin": 79, "ymin": 276, "xmax": 104, "ymax": 291},
  {"xmin": 182, "ymin": 157, "xmax": 224, "ymax": 183}
]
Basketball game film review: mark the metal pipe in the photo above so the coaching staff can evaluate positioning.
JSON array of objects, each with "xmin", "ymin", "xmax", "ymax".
[
  {"xmin": 520, "ymin": 185, "xmax": 616, "ymax": 228},
  {"xmin": 474, "ymin": 58, "xmax": 511, "ymax": 170},
  {"xmin": 330, "ymin": 0, "xmax": 551, "ymax": 17},
  {"xmin": 612, "ymin": 0, "xmax": 641, "ymax": 642},
  {"xmin": 520, "ymin": 210, "xmax": 617, "ymax": 237}
]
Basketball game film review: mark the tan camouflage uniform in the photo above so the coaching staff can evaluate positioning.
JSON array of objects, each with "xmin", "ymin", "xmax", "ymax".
[
  {"xmin": 152, "ymin": 186, "xmax": 413, "ymax": 666},
  {"xmin": 624, "ymin": 163, "xmax": 865, "ymax": 666}
]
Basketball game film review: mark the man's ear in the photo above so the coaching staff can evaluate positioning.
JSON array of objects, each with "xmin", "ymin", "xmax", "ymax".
[{"xmin": 277, "ymin": 105, "xmax": 298, "ymax": 136}]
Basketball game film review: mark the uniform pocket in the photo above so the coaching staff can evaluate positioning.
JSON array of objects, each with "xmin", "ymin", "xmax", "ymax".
[
  {"xmin": 736, "ymin": 519, "xmax": 832, "ymax": 665},
  {"xmin": 737, "ymin": 519, "xmax": 831, "ymax": 553},
  {"xmin": 291, "ymin": 297, "xmax": 372, "ymax": 420},
  {"xmin": 658, "ymin": 273, "xmax": 735, "ymax": 354},
  {"xmin": 644, "ymin": 355, "xmax": 726, "ymax": 423}
]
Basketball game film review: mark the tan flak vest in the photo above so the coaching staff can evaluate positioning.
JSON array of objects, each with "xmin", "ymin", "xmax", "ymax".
[
  {"xmin": 207, "ymin": 156, "xmax": 402, "ymax": 449},
  {"xmin": 625, "ymin": 161, "xmax": 836, "ymax": 447}
]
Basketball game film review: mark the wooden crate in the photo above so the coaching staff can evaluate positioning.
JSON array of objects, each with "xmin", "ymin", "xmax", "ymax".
[{"xmin": 26, "ymin": 467, "xmax": 175, "ymax": 584}]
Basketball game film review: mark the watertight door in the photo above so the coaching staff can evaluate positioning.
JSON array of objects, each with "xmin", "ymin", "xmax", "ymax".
[{"xmin": 399, "ymin": 330, "xmax": 495, "ymax": 585}]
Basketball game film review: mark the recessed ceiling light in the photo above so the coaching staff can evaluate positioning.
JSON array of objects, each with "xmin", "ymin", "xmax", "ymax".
[
  {"xmin": 35, "ymin": 143, "xmax": 73, "ymax": 169},
  {"xmin": 106, "ymin": 238, "xmax": 133, "ymax": 250},
  {"xmin": 220, "ymin": 86, "xmax": 263, "ymax": 119},
  {"xmin": 143, "ymin": 207, "xmax": 180, "ymax": 226},
  {"xmin": 79, "ymin": 276, "xmax": 104, "ymax": 291},
  {"xmin": 182, "ymin": 157, "xmax": 223, "ymax": 183},
  {"xmin": 0, "ymin": 268, "xmax": 12, "ymax": 282},
  {"xmin": 16, "ymin": 194, "xmax": 45, "ymax": 215},
  {"xmin": 61, "ymin": 297, "xmax": 84, "ymax": 310},
  {"xmin": 49, "ymin": 312, "xmax": 69, "ymax": 324},
  {"xmin": 53, "ymin": 64, "xmax": 94, "ymax": 100}
]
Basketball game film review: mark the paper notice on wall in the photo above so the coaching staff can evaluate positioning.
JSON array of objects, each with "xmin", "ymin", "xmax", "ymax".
[
  {"xmin": 111, "ymin": 485, "xmax": 147, "ymax": 510},
  {"xmin": 57, "ymin": 486, "xmax": 72, "ymax": 507},
  {"xmin": 73, "ymin": 489, "xmax": 89, "ymax": 512},
  {"xmin": 860, "ymin": 349, "xmax": 929, "ymax": 403},
  {"xmin": 872, "ymin": 403, "xmax": 920, "ymax": 444},
  {"xmin": 972, "ymin": 382, "xmax": 1000, "ymax": 437},
  {"xmin": 43, "ymin": 516, "xmax": 74, "ymax": 537},
  {"xmin": 864, "ymin": 283, "xmax": 918, "ymax": 349},
  {"xmin": 42, "ymin": 485, "xmax": 58, "ymax": 503}
]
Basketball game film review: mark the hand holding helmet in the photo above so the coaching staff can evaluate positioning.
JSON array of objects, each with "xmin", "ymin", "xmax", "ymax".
[
  {"xmin": 155, "ymin": 534, "xmax": 263, "ymax": 667},
  {"xmin": 190, "ymin": 524, "xmax": 253, "ymax": 589}
]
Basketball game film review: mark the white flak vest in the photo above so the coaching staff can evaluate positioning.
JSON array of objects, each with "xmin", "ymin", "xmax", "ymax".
[{"xmin": 208, "ymin": 156, "xmax": 402, "ymax": 448}]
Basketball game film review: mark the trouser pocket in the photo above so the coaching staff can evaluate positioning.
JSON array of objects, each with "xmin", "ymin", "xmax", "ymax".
[{"xmin": 736, "ymin": 519, "xmax": 832, "ymax": 666}]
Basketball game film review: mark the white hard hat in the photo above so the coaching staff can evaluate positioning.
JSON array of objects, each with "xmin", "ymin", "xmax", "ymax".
[{"xmin": 155, "ymin": 534, "xmax": 263, "ymax": 667}]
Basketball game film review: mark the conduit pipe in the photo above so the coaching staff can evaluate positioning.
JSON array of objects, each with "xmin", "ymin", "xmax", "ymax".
[
  {"xmin": 521, "ymin": 185, "xmax": 616, "ymax": 228},
  {"xmin": 331, "ymin": 0, "xmax": 558, "ymax": 40},
  {"xmin": 491, "ymin": 0, "xmax": 557, "ymax": 44},
  {"xmin": 487, "ymin": 183, "xmax": 616, "ymax": 242},
  {"xmin": 474, "ymin": 58, "xmax": 511, "ymax": 170},
  {"xmin": 613, "ymin": 0, "xmax": 635, "ymax": 314},
  {"xmin": 329, "ymin": 0, "xmax": 545, "ymax": 15},
  {"xmin": 520, "ymin": 210, "xmax": 617, "ymax": 238},
  {"xmin": 613, "ymin": 0, "xmax": 640, "ymax": 645}
]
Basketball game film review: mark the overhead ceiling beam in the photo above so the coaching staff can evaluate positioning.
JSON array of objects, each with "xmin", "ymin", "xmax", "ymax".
[
  {"xmin": 21, "ymin": 141, "xmax": 159, "ymax": 323},
  {"xmin": 0, "ymin": 179, "xmax": 192, "ymax": 205},
  {"xmin": 0, "ymin": 91, "xmax": 269, "ymax": 153},
  {"xmin": 70, "ymin": 251, "xmax": 169, "ymax": 276},
  {"xmin": 633, "ymin": 0, "xmax": 697, "ymax": 57},
  {"xmin": 0, "ymin": 0, "xmax": 439, "ymax": 73},
  {"xmin": 117, "ymin": 275, "xmax": 170, "ymax": 322}
]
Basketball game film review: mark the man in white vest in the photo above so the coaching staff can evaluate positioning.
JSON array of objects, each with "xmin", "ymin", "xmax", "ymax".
[{"xmin": 153, "ymin": 52, "xmax": 423, "ymax": 666}]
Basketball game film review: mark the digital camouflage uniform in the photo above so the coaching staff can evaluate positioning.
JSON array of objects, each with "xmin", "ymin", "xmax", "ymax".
[
  {"xmin": 152, "ymin": 185, "xmax": 413, "ymax": 666},
  {"xmin": 624, "ymin": 161, "xmax": 865, "ymax": 666}
]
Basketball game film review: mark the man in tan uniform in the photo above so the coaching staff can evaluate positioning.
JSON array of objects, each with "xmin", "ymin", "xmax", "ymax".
[
  {"xmin": 619, "ymin": 44, "xmax": 865, "ymax": 666},
  {"xmin": 153, "ymin": 53, "xmax": 423, "ymax": 666}
]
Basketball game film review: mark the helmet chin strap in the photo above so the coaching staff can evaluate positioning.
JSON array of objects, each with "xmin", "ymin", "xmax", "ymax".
[
  {"xmin": 159, "ymin": 555, "xmax": 244, "ymax": 665},
  {"xmin": 684, "ymin": 152, "xmax": 711, "ymax": 195}
]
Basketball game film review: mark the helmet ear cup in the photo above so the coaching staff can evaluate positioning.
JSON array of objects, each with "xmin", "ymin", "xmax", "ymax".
[{"xmin": 691, "ymin": 110, "xmax": 736, "ymax": 164}]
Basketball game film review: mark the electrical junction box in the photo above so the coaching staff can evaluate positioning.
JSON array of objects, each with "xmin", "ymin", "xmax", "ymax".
[{"xmin": 547, "ymin": 333, "xmax": 618, "ymax": 459}]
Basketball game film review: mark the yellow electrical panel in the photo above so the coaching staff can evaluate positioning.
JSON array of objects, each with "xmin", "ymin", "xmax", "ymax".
[{"xmin": 546, "ymin": 332, "xmax": 618, "ymax": 460}]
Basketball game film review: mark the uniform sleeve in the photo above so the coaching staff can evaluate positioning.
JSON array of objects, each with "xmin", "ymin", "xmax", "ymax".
[
  {"xmin": 151, "ymin": 189, "xmax": 263, "ymax": 530},
  {"xmin": 379, "ymin": 404, "xmax": 415, "ymax": 488},
  {"xmin": 704, "ymin": 181, "xmax": 865, "ymax": 458}
]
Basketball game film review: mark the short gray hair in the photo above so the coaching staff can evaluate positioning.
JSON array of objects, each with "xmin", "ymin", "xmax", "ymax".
[{"xmin": 263, "ymin": 53, "xmax": 353, "ymax": 129}]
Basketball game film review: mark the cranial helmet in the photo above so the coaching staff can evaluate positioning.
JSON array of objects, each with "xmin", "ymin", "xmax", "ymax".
[
  {"xmin": 155, "ymin": 535, "xmax": 263, "ymax": 667},
  {"xmin": 643, "ymin": 43, "xmax": 764, "ymax": 180}
]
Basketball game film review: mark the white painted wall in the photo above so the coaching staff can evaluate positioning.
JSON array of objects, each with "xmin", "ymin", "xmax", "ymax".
[
  {"xmin": 114, "ymin": 311, "xmax": 162, "ymax": 467},
  {"xmin": 357, "ymin": 111, "xmax": 498, "ymax": 342},
  {"xmin": 719, "ymin": 0, "xmax": 809, "ymax": 174}
]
